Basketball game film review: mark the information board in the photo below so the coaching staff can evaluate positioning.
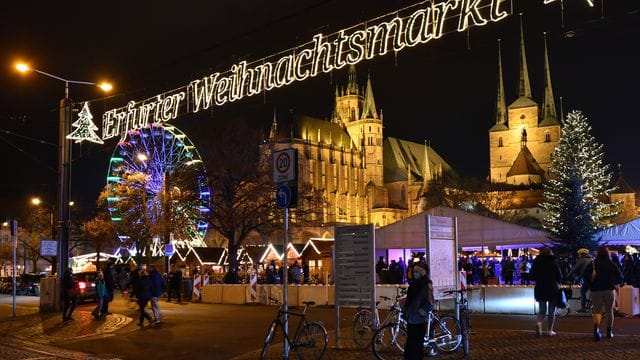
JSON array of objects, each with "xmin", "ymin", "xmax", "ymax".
[
  {"xmin": 426, "ymin": 215, "xmax": 457, "ymax": 300},
  {"xmin": 334, "ymin": 224, "xmax": 375, "ymax": 306},
  {"xmin": 40, "ymin": 240, "xmax": 58, "ymax": 256}
]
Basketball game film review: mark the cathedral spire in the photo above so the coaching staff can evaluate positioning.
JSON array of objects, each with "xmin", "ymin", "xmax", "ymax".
[
  {"xmin": 518, "ymin": 14, "xmax": 532, "ymax": 99},
  {"xmin": 269, "ymin": 105, "xmax": 278, "ymax": 141},
  {"xmin": 347, "ymin": 64, "xmax": 358, "ymax": 95},
  {"xmin": 361, "ymin": 73, "xmax": 378, "ymax": 119},
  {"xmin": 331, "ymin": 85, "xmax": 339, "ymax": 123},
  {"xmin": 495, "ymin": 39, "xmax": 507, "ymax": 126},
  {"xmin": 423, "ymin": 140, "xmax": 432, "ymax": 186},
  {"xmin": 542, "ymin": 32, "xmax": 558, "ymax": 122}
]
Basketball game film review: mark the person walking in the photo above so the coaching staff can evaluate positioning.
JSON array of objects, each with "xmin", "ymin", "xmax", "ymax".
[
  {"xmin": 167, "ymin": 265, "xmax": 182, "ymax": 302},
  {"xmin": 530, "ymin": 247, "xmax": 562, "ymax": 337},
  {"xmin": 583, "ymin": 246, "xmax": 624, "ymax": 340},
  {"xmin": 101, "ymin": 260, "xmax": 115, "ymax": 316},
  {"xmin": 135, "ymin": 269, "xmax": 154, "ymax": 326},
  {"xmin": 402, "ymin": 263, "xmax": 434, "ymax": 360},
  {"xmin": 61, "ymin": 268, "xmax": 78, "ymax": 321},
  {"xmin": 149, "ymin": 265, "xmax": 164, "ymax": 324},
  {"xmin": 91, "ymin": 271, "xmax": 108, "ymax": 320},
  {"xmin": 566, "ymin": 248, "xmax": 594, "ymax": 312}
]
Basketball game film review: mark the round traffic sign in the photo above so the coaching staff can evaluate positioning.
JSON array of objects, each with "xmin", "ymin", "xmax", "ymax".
[
  {"xmin": 276, "ymin": 152, "xmax": 291, "ymax": 174},
  {"xmin": 276, "ymin": 184, "xmax": 292, "ymax": 208}
]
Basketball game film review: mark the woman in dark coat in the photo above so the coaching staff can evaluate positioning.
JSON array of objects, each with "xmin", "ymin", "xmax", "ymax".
[
  {"xmin": 135, "ymin": 269, "xmax": 154, "ymax": 326},
  {"xmin": 583, "ymin": 246, "xmax": 623, "ymax": 340},
  {"xmin": 530, "ymin": 247, "xmax": 562, "ymax": 337},
  {"xmin": 403, "ymin": 263, "xmax": 434, "ymax": 360}
]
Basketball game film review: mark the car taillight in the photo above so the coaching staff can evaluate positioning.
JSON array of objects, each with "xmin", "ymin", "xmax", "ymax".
[{"xmin": 78, "ymin": 282, "xmax": 87, "ymax": 289}]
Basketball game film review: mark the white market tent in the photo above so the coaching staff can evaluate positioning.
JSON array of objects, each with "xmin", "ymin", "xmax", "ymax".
[
  {"xmin": 594, "ymin": 217, "xmax": 640, "ymax": 245},
  {"xmin": 376, "ymin": 206, "xmax": 552, "ymax": 250}
]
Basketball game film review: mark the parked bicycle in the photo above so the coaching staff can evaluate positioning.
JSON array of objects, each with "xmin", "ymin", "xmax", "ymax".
[
  {"xmin": 443, "ymin": 288, "xmax": 477, "ymax": 356},
  {"xmin": 260, "ymin": 296, "xmax": 328, "ymax": 360},
  {"xmin": 353, "ymin": 288, "xmax": 407, "ymax": 347},
  {"xmin": 372, "ymin": 310, "xmax": 461, "ymax": 359}
]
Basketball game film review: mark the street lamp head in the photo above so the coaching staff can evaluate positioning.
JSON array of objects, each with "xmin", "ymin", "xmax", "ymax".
[
  {"xmin": 98, "ymin": 82, "xmax": 113, "ymax": 92},
  {"xmin": 15, "ymin": 62, "xmax": 30, "ymax": 73},
  {"xmin": 137, "ymin": 153, "xmax": 148, "ymax": 162},
  {"xmin": 31, "ymin": 197, "xmax": 42, "ymax": 206}
]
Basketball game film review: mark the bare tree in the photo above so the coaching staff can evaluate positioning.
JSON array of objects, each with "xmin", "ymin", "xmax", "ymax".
[
  {"xmin": 83, "ymin": 212, "xmax": 118, "ymax": 270},
  {"xmin": 196, "ymin": 119, "xmax": 280, "ymax": 271}
]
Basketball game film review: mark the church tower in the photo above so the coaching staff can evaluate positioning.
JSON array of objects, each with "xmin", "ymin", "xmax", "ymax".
[
  {"xmin": 336, "ymin": 66, "xmax": 384, "ymax": 186},
  {"xmin": 488, "ymin": 17, "xmax": 560, "ymax": 185}
]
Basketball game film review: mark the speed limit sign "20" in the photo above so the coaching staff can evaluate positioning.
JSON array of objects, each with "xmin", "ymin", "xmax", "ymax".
[{"xmin": 272, "ymin": 148, "xmax": 297, "ymax": 183}]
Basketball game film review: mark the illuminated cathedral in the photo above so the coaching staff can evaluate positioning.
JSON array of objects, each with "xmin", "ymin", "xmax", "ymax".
[{"xmin": 261, "ymin": 65, "xmax": 457, "ymax": 242}]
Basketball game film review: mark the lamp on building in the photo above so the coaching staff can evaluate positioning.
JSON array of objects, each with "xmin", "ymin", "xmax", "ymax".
[{"xmin": 15, "ymin": 62, "xmax": 112, "ymax": 280}]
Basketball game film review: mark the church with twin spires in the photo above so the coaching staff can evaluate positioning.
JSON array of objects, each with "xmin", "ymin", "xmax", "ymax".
[{"xmin": 488, "ymin": 22, "xmax": 560, "ymax": 186}]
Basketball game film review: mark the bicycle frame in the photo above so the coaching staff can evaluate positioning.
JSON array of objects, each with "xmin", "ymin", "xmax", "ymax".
[{"xmin": 272, "ymin": 306, "xmax": 309, "ymax": 349}]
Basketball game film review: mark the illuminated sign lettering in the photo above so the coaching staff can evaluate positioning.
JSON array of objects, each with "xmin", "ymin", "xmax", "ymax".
[{"xmin": 99, "ymin": 0, "xmax": 582, "ymax": 141}]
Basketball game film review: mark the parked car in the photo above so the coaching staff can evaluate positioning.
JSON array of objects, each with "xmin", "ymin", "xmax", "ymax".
[
  {"xmin": 74, "ymin": 271, "xmax": 98, "ymax": 302},
  {"xmin": 17, "ymin": 274, "xmax": 44, "ymax": 296}
]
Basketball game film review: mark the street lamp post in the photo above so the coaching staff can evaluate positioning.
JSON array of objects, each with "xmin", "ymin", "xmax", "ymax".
[{"xmin": 15, "ymin": 63, "xmax": 112, "ymax": 282}]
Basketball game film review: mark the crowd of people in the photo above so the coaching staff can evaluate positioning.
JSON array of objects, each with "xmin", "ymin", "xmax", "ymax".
[{"xmin": 61, "ymin": 261, "xmax": 186, "ymax": 326}]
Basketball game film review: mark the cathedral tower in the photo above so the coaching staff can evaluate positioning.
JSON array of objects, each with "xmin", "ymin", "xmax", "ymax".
[
  {"xmin": 336, "ymin": 66, "xmax": 384, "ymax": 186},
  {"xmin": 489, "ymin": 17, "xmax": 560, "ymax": 185}
]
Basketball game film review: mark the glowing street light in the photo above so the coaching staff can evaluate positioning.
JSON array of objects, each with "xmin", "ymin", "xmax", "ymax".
[
  {"xmin": 137, "ymin": 153, "xmax": 148, "ymax": 162},
  {"xmin": 14, "ymin": 61, "xmax": 113, "ymax": 280},
  {"xmin": 31, "ymin": 197, "xmax": 42, "ymax": 206}
]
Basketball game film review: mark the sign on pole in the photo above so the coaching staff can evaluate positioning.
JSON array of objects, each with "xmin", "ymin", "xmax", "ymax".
[
  {"xmin": 164, "ymin": 243, "xmax": 175, "ymax": 257},
  {"xmin": 272, "ymin": 148, "xmax": 297, "ymax": 183},
  {"xmin": 40, "ymin": 240, "xmax": 58, "ymax": 257},
  {"xmin": 334, "ymin": 224, "xmax": 376, "ymax": 347},
  {"xmin": 426, "ymin": 215, "xmax": 458, "ymax": 300}
]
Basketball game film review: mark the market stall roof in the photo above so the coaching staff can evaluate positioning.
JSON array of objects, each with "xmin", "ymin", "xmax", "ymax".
[
  {"xmin": 376, "ymin": 206, "xmax": 552, "ymax": 250},
  {"xmin": 594, "ymin": 217, "xmax": 640, "ymax": 245},
  {"xmin": 188, "ymin": 247, "xmax": 227, "ymax": 266},
  {"xmin": 242, "ymin": 245, "xmax": 270, "ymax": 264},
  {"xmin": 301, "ymin": 238, "xmax": 334, "ymax": 257}
]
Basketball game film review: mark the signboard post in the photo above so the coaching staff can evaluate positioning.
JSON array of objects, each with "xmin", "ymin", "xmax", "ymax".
[
  {"xmin": 334, "ymin": 224, "xmax": 376, "ymax": 348},
  {"xmin": 272, "ymin": 148, "xmax": 298, "ymax": 358},
  {"xmin": 426, "ymin": 215, "xmax": 458, "ymax": 301},
  {"xmin": 40, "ymin": 240, "xmax": 58, "ymax": 257}
]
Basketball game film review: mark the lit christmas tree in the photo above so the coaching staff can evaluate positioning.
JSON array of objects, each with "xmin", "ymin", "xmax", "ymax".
[
  {"xmin": 541, "ymin": 110, "xmax": 618, "ymax": 252},
  {"xmin": 66, "ymin": 102, "xmax": 104, "ymax": 144}
]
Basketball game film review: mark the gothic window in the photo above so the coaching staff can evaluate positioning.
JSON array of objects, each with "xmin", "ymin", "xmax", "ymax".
[
  {"xmin": 521, "ymin": 128, "xmax": 527, "ymax": 143},
  {"xmin": 498, "ymin": 137, "xmax": 503, "ymax": 147},
  {"xmin": 545, "ymin": 131, "xmax": 551, "ymax": 142},
  {"xmin": 351, "ymin": 109, "xmax": 355, "ymax": 120}
]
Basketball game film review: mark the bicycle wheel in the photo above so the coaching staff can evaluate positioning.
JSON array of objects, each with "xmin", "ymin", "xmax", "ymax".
[
  {"xmin": 294, "ymin": 322, "xmax": 327, "ymax": 360},
  {"xmin": 372, "ymin": 323, "xmax": 407, "ymax": 360},
  {"xmin": 432, "ymin": 315, "xmax": 461, "ymax": 353},
  {"xmin": 352, "ymin": 309, "xmax": 373, "ymax": 347},
  {"xmin": 260, "ymin": 321, "xmax": 279, "ymax": 360}
]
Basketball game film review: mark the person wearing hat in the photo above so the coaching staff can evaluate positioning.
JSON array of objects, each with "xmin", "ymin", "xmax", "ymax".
[
  {"xmin": 402, "ymin": 262, "xmax": 435, "ymax": 359},
  {"xmin": 566, "ymin": 248, "xmax": 594, "ymax": 312}
]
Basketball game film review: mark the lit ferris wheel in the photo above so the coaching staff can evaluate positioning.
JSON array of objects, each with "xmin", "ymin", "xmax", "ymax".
[{"xmin": 106, "ymin": 123, "xmax": 210, "ymax": 255}]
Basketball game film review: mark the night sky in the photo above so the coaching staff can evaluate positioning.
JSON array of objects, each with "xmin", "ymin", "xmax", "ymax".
[{"xmin": 1, "ymin": 0, "xmax": 639, "ymax": 219}]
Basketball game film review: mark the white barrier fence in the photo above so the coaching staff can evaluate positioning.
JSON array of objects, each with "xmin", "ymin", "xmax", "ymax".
[{"xmin": 201, "ymin": 284, "xmax": 640, "ymax": 316}]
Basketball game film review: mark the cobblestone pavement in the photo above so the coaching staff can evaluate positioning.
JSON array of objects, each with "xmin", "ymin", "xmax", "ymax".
[{"xmin": 232, "ymin": 326, "xmax": 640, "ymax": 360}]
